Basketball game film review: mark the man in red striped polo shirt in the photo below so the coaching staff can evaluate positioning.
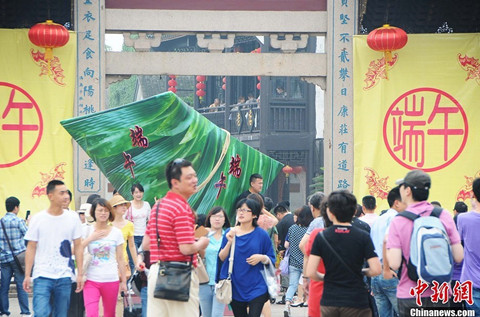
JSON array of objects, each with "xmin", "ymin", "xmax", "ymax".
[{"xmin": 142, "ymin": 158, "xmax": 209, "ymax": 316}]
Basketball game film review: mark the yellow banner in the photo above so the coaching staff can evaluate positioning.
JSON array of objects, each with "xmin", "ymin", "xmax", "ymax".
[
  {"xmin": 0, "ymin": 29, "xmax": 75, "ymax": 216},
  {"xmin": 354, "ymin": 33, "xmax": 480, "ymax": 212}
]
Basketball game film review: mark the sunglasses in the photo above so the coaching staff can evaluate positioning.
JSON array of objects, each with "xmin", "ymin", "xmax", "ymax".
[
  {"xmin": 173, "ymin": 158, "xmax": 186, "ymax": 165},
  {"xmin": 168, "ymin": 158, "xmax": 186, "ymax": 173}
]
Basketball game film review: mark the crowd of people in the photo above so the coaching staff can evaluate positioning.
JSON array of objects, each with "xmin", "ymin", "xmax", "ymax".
[{"xmin": 0, "ymin": 162, "xmax": 479, "ymax": 317}]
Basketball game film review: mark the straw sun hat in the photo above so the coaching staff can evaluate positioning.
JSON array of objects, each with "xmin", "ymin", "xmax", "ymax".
[{"xmin": 108, "ymin": 194, "xmax": 131, "ymax": 208}]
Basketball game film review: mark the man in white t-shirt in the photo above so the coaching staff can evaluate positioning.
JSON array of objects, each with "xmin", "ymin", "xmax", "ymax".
[{"xmin": 23, "ymin": 180, "xmax": 84, "ymax": 316}]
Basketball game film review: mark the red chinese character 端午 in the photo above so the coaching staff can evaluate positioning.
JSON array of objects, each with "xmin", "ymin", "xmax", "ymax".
[
  {"xmin": 2, "ymin": 88, "xmax": 39, "ymax": 157},
  {"xmin": 123, "ymin": 152, "xmax": 136, "ymax": 178},
  {"xmin": 129, "ymin": 125, "xmax": 149, "ymax": 148},
  {"xmin": 383, "ymin": 88, "xmax": 468, "ymax": 172},
  {"xmin": 214, "ymin": 172, "xmax": 227, "ymax": 199},
  {"xmin": 228, "ymin": 154, "xmax": 242, "ymax": 178}
]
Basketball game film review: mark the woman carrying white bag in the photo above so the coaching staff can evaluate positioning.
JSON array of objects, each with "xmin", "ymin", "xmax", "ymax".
[{"xmin": 217, "ymin": 198, "xmax": 275, "ymax": 317}]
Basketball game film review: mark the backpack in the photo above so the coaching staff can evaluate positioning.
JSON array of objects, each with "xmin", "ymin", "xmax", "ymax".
[{"xmin": 397, "ymin": 206, "xmax": 453, "ymax": 284}]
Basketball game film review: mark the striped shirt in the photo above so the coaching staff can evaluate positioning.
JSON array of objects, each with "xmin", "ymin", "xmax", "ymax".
[{"xmin": 146, "ymin": 191, "xmax": 197, "ymax": 266}]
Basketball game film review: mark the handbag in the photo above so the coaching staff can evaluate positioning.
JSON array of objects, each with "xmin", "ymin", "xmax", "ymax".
[
  {"xmin": 279, "ymin": 248, "xmax": 290, "ymax": 276},
  {"xmin": 196, "ymin": 256, "xmax": 210, "ymax": 285},
  {"xmin": 319, "ymin": 232, "xmax": 377, "ymax": 317},
  {"xmin": 260, "ymin": 257, "xmax": 280, "ymax": 298},
  {"xmin": 153, "ymin": 202, "xmax": 193, "ymax": 302},
  {"xmin": 1, "ymin": 219, "xmax": 26, "ymax": 274},
  {"xmin": 215, "ymin": 235, "xmax": 235, "ymax": 304}
]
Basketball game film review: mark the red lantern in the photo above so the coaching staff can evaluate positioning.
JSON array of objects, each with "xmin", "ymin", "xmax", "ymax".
[
  {"xmin": 257, "ymin": 76, "xmax": 261, "ymax": 81},
  {"xmin": 367, "ymin": 24, "xmax": 408, "ymax": 62},
  {"xmin": 292, "ymin": 166, "xmax": 303, "ymax": 174},
  {"xmin": 222, "ymin": 77, "xmax": 227, "ymax": 90},
  {"xmin": 282, "ymin": 165, "xmax": 293, "ymax": 177},
  {"xmin": 256, "ymin": 83, "xmax": 261, "ymax": 90},
  {"xmin": 196, "ymin": 75, "xmax": 206, "ymax": 99},
  {"xmin": 196, "ymin": 82, "xmax": 206, "ymax": 90},
  {"xmin": 28, "ymin": 20, "xmax": 70, "ymax": 61},
  {"xmin": 167, "ymin": 75, "xmax": 177, "ymax": 94}
]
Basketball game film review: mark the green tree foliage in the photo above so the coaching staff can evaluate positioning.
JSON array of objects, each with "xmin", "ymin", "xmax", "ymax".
[
  {"xmin": 106, "ymin": 45, "xmax": 137, "ymax": 109},
  {"xmin": 309, "ymin": 167, "xmax": 324, "ymax": 195},
  {"xmin": 107, "ymin": 75, "xmax": 138, "ymax": 109}
]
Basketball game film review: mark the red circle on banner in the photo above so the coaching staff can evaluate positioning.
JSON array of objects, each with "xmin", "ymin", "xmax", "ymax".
[
  {"xmin": 383, "ymin": 87, "xmax": 468, "ymax": 172},
  {"xmin": 0, "ymin": 82, "xmax": 44, "ymax": 168}
]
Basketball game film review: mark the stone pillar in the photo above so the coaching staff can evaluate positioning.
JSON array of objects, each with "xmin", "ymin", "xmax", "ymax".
[
  {"xmin": 74, "ymin": 0, "xmax": 106, "ymax": 207},
  {"xmin": 324, "ymin": 0, "xmax": 356, "ymax": 193}
]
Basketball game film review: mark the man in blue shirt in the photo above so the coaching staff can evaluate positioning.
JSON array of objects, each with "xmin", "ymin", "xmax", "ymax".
[
  {"xmin": 370, "ymin": 187, "xmax": 405, "ymax": 317},
  {"xmin": 0, "ymin": 196, "xmax": 30, "ymax": 316}
]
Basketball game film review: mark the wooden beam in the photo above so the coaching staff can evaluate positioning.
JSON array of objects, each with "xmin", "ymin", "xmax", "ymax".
[
  {"xmin": 105, "ymin": 0, "xmax": 326, "ymax": 11},
  {"xmin": 106, "ymin": 52, "xmax": 327, "ymax": 77},
  {"xmin": 106, "ymin": 9, "xmax": 327, "ymax": 34}
]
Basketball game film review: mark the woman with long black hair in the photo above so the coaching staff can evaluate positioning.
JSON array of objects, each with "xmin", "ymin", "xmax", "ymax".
[{"xmin": 218, "ymin": 198, "xmax": 275, "ymax": 317}]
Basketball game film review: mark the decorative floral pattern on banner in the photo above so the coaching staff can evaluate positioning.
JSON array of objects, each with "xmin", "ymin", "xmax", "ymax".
[
  {"xmin": 30, "ymin": 50, "xmax": 67, "ymax": 86},
  {"xmin": 364, "ymin": 167, "xmax": 391, "ymax": 200},
  {"xmin": 455, "ymin": 170, "xmax": 480, "ymax": 202},
  {"xmin": 457, "ymin": 54, "xmax": 480, "ymax": 85},
  {"xmin": 32, "ymin": 162, "xmax": 67, "ymax": 198},
  {"xmin": 363, "ymin": 54, "xmax": 398, "ymax": 90}
]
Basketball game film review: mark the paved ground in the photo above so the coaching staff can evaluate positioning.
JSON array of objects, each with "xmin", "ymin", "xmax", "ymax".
[{"xmin": 7, "ymin": 293, "xmax": 308, "ymax": 316}]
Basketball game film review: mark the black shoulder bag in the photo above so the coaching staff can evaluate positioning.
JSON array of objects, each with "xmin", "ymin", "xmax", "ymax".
[
  {"xmin": 319, "ymin": 232, "xmax": 377, "ymax": 317},
  {"xmin": 153, "ymin": 201, "xmax": 194, "ymax": 302},
  {"xmin": 1, "ymin": 219, "xmax": 26, "ymax": 275}
]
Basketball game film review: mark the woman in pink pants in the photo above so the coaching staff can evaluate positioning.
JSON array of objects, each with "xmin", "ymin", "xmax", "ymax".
[{"xmin": 82, "ymin": 198, "xmax": 127, "ymax": 317}]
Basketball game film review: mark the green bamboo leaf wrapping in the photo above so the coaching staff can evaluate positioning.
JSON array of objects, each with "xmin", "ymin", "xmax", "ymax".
[{"xmin": 61, "ymin": 92, "xmax": 283, "ymax": 218}]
